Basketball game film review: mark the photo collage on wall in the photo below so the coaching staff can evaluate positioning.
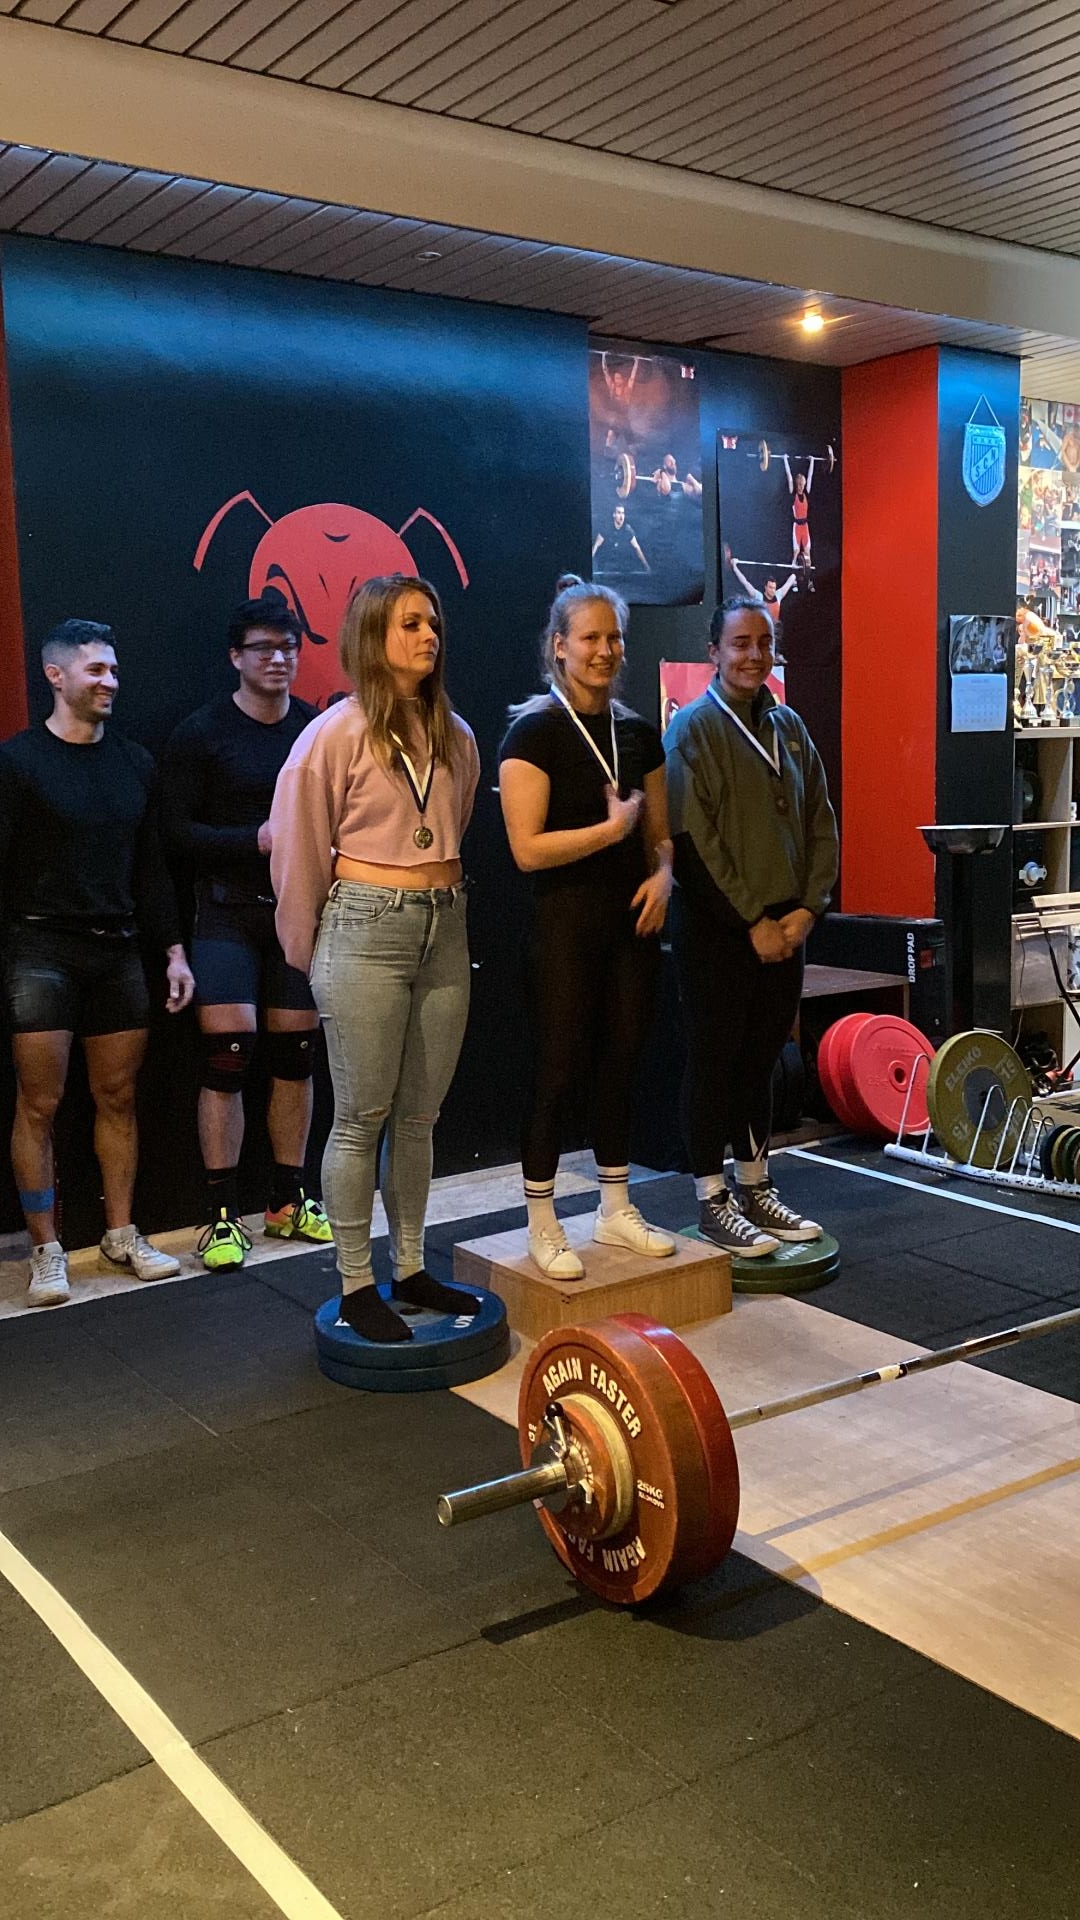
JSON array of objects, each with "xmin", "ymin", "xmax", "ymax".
[
  {"xmin": 588, "ymin": 346, "xmax": 704, "ymax": 607},
  {"xmin": 1018, "ymin": 397, "xmax": 1080, "ymax": 620}
]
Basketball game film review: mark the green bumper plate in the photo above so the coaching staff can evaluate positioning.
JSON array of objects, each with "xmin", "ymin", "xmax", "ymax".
[{"xmin": 681, "ymin": 1227, "xmax": 840, "ymax": 1294}]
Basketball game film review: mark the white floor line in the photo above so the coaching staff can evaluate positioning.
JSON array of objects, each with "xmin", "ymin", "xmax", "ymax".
[
  {"xmin": 789, "ymin": 1146, "xmax": 1080, "ymax": 1236},
  {"xmin": 0, "ymin": 1526, "xmax": 342, "ymax": 1920}
]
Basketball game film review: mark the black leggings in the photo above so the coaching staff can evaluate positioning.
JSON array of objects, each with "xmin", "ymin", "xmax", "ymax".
[
  {"xmin": 672, "ymin": 890, "xmax": 803, "ymax": 1176},
  {"xmin": 522, "ymin": 886, "xmax": 661, "ymax": 1183}
]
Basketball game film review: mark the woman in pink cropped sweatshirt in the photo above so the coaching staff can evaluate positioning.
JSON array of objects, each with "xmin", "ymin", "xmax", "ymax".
[{"xmin": 270, "ymin": 574, "xmax": 480, "ymax": 1344}]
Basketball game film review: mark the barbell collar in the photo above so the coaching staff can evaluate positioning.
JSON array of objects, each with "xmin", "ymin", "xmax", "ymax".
[{"xmin": 437, "ymin": 1458, "xmax": 569, "ymax": 1528}]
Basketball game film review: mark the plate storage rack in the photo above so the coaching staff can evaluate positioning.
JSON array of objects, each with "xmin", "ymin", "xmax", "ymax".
[{"xmin": 884, "ymin": 980, "xmax": 1080, "ymax": 1195}]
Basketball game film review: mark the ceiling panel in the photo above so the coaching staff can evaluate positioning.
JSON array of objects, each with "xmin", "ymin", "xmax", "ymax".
[
  {"xmin": 9, "ymin": 0, "xmax": 1080, "ymax": 262},
  {"xmin": 6, "ymin": 139, "xmax": 1074, "ymax": 388}
]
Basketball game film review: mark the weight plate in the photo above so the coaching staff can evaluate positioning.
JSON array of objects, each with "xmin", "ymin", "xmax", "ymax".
[
  {"xmin": 831, "ymin": 1016, "xmax": 879, "ymax": 1134},
  {"xmin": 817, "ymin": 1014, "xmax": 874, "ymax": 1131},
  {"xmin": 730, "ymin": 1251, "xmax": 841, "ymax": 1297},
  {"xmin": 926, "ymin": 1031, "xmax": 1031, "ymax": 1169},
  {"xmin": 554, "ymin": 1392, "xmax": 636, "ymax": 1542},
  {"xmin": 732, "ymin": 1231, "xmax": 840, "ymax": 1295},
  {"xmin": 844, "ymin": 1015, "xmax": 935, "ymax": 1138},
  {"xmin": 1039, "ymin": 1124, "xmax": 1064, "ymax": 1180},
  {"xmin": 611, "ymin": 1312, "xmax": 740, "ymax": 1583},
  {"xmin": 518, "ymin": 1320, "xmax": 714, "ymax": 1605},
  {"xmin": 318, "ymin": 1325, "xmax": 511, "ymax": 1394},
  {"xmin": 314, "ymin": 1284, "xmax": 507, "ymax": 1369},
  {"xmin": 1045, "ymin": 1121, "xmax": 1068, "ymax": 1182},
  {"xmin": 1049, "ymin": 1126, "xmax": 1072, "ymax": 1183},
  {"xmin": 615, "ymin": 451, "xmax": 635, "ymax": 498}
]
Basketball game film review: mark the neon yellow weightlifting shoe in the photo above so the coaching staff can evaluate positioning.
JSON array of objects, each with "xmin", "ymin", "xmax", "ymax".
[
  {"xmin": 197, "ymin": 1210, "xmax": 253, "ymax": 1273},
  {"xmin": 263, "ymin": 1193, "xmax": 334, "ymax": 1244}
]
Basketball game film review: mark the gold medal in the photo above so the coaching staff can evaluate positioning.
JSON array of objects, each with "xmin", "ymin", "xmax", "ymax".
[{"xmin": 414, "ymin": 824, "xmax": 434, "ymax": 850}]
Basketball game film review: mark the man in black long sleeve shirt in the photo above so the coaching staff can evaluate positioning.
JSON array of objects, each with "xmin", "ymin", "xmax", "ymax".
[
  {"xmin": 0, "ymin": 620, "xmax": 195, "ymax": 1305},
  {"xmin": 161, "ymin": 598, "xmax": 329, "ymax": 1271}
]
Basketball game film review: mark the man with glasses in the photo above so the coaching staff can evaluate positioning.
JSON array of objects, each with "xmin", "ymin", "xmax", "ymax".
[
  {"xmin": 162, "ymin": 599, "xmax": 332, "ymax": 1270},
  {"xmin": 664, "ymin": 596, "xmax": 837, "ymax": 1257}
]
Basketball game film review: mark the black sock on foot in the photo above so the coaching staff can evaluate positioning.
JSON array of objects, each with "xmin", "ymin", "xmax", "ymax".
[
  {"xmin": 206, "ymin": 1166, "xmax": 239, "ymax": 1220},
  {"xmin": 269, "ymin": 1163, "xmax": 304, "ymax": 1212},
  {"xmin": 339, "ymin": 1285, "xmax": 413, "ymax": 1343},
  {"xmin": 392, "ymin": 1269, "xmax": 481, "ymax": 1316}
]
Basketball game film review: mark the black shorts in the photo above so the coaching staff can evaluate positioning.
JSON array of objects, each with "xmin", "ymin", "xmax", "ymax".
[
  {"xmin": 192, "ymin": 887, "xmax": 315, "ymax": 1012},
  {"xmin": 3, "ymin": 923, "xmax": 151, "ymax": 1037}
]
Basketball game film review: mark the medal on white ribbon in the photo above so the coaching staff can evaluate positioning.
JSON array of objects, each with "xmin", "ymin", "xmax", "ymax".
[
  {"xmin": 392, "ymin": 731, "xmax": 435, "ymax": 849},
  {"xmin": 551, "ymin": 686, "xmax": 620, "ymax": 790},
  {"xmin": 706, "ymin": 682, "xmax": 788, "ymax": 811}
]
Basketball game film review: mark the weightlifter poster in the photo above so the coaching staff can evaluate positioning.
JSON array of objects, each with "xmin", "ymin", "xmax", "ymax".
[
  {"xmin": 715, "ymin": 426, "xmax": 842, "ymax": 795},
  {"xmin": 588, "ymin": 346, "xmax": 704, "ymax": 606}
]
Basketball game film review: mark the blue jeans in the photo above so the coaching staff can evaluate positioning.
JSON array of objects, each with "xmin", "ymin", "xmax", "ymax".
[{"xmin": 310, "ymin": 881, "xmax": 470, "ymax": 1286}]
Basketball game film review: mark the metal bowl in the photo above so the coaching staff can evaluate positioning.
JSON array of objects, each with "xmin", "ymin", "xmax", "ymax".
[{"xmin": 919, "ymin": 825, "xmax": 1006, "ymax": 857}]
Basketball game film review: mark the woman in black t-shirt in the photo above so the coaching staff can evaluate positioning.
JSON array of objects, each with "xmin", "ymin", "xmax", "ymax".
[{"xmin": 499, "ymin": 581, "xmax": 675, "ymax": 1278}]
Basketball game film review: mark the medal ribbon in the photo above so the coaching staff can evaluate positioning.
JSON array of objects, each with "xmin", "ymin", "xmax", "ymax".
[
  {"xmin": 706, "ymin": 681, "xmax": 781, "ymax": 778},
  {"xmin": 550, "ymin": 686, "xmax": 620, "ymax": 789},
  {"xmin": 391, "ymin": 730, "xmax": 435, "ymax": 822}
]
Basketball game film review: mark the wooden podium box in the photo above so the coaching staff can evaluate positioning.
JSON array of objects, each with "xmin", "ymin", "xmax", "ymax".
[{"xmin": 452, "ymin": 1212, "xmax": 731, "ymax": 1343}]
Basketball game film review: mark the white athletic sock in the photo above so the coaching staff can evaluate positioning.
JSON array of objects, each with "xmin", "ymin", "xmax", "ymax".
[
  {"xmin": 524, "ymin": 1179, "xmax": 559, "ymax": 1237},
  {"xmin": 695, "ymin": 1174, "xmax": 727, "ymax": 1203},
  {"xmin": 735, "ymin": 1154, "xmax": 768, "ymax": 1188},
  {"xmin": 596, "ymin": 1164, "xmax": 630, "ymax": 1216}
]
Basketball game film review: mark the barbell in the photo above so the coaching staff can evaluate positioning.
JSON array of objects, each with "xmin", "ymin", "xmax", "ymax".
[
  {"xmin": 436, "ymin": 1303, "xmax": 1080, "ymax": 1606},
  {"xmin": 749, "ymin": 439, "xmax": 837, "ymax": 474},
  {"xmin": 614, "ymin": 452, "xmax": 703, "ymax": 499}
]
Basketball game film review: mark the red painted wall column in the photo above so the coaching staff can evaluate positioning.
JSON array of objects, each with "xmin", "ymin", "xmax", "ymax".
[
  {"xmin": 0, "ymin": 258, "xmax": 27, "ymax": 739},
  {"xmin": 841, "ymin": 348, "xmax": 939, "ymax": 915}
]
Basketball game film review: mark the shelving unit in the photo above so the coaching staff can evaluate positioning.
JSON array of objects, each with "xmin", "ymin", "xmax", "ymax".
[{"xmin": 1012, "ymin": 728, "xmax": 1080, "ymax": 1067}]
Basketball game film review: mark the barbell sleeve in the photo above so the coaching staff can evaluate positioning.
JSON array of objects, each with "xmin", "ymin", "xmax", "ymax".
[
  {"xmin": 437, "ymin": 1459, "xmax": 569, "ymax": 1528},
  {"xmin": 728, "ymin": 1302, "xmax": 1080, "ymax": 1432}
]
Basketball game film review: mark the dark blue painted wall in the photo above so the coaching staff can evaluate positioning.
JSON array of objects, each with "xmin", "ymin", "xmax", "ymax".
[
  {"xmin": 0, "ymin": 236, "xmax": 592, "ymax": 1235},
  {"xmin": 0, "ymin": 237, "xmax": 843, "ymax": 1232},
  {"xmin": 935, "ymin": 347, "xmax": 1021, "ymax": 1031}
]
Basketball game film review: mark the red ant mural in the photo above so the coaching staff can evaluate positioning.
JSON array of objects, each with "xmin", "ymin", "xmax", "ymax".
[{"xmin": 194, "ymin": 492, "xmax": 469, "ymax": 708}]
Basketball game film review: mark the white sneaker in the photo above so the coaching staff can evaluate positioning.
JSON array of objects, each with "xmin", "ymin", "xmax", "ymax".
[
  {"xmin": 27, "ymin": 1241, "xmax": 70, "ymax": 1306},
  {"xmin": 100, "ymin": 1225, "xmax": 181, "ymax": 1282},
  {"xmin": 593, "ymin": 1204, "xmax": 676, "ymax": 1258},
  {"xmin": 527, "ymin": 1225, "xmax": 585, "ymax": 1279}
]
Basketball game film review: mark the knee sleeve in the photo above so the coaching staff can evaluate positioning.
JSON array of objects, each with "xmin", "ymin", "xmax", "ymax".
[
  {"xmin": 200, "ymin": 1029, "xmax": 257, "ymax": 1093},
  {"xmin": 264, "ymin": 1028, "xmax": 317, "ymax": 1082}
]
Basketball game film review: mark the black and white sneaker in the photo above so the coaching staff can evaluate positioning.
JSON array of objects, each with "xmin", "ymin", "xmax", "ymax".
[
  {"xmin": 734, "ymin": 1182, "xmax": 822, "ymax": 1243},
  {"xmin": 698, "ymin": 1195, "xmax": 778, "ymax": 1258}
]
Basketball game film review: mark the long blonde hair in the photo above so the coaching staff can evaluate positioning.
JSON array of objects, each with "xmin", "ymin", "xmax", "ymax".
[{"xmin": 339, "ymin": 574, "xmax": 458, "ymax": 769}]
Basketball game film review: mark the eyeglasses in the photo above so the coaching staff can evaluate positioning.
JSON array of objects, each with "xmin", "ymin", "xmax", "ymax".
[{"xmin": 240, "ymin": 641, "xmax": 301, "ymax": 659}]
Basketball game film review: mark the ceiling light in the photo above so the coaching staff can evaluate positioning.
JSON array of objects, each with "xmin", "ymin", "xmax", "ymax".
[
  {"xmin": 416, "ymin": 249, "xmax": 443, "ymax": 263},
  {"xmin": 801, "ymin": 311, "xmax": 825, "ymax": 335}
]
